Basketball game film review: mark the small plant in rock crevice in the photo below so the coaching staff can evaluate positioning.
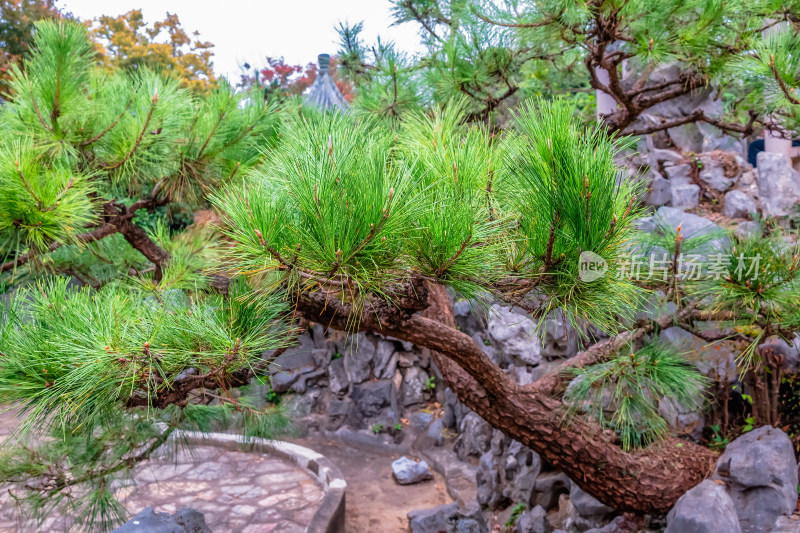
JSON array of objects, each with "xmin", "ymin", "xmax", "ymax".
[{"xmin": 504, "ymin": 502, "xmax": 526, "ymax": 528}]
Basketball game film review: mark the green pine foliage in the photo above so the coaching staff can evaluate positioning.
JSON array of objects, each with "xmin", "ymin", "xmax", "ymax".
[
  {"xmin": 563, "ymin": 340, "xmax": 708, "ymax": 450},
  {"xmin": 339, "ymin": 0, "xmax": 800, "ymax": 134},
  {"xmin": 0, "ymin": 276, "xmax": 290, "ymax": 435},
  {"xmin": 689, "ymin": 223, "xmax": 800, "ymax": 372},
  {"xmin": 498, "ymin": 100, "xmax": 646, "ymax": 332},
  {"xmin": 395, "ymin": 99, "xmax": 506, "ymax": 298},
  {"xmin": 736, "ymin": 24, "xmax": 800, "ymax": 131},
  {"xmin": 212, "ymin": 107, "xmax": 423, "ymax": 304},
  {"xmin": 0, "ymin": 19, "xmax": 277, "ymax": 282}
]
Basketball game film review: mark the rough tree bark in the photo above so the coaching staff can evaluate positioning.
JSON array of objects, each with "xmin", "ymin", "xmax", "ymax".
[{"xmin": 294, "ymin": 279, "xmax": 717, "ymax": 514}]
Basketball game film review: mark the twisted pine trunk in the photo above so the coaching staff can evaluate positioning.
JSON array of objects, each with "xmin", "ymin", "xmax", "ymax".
[{"xmin": 296, "ymin": 280, "xmax": 717, "ymax": 513}]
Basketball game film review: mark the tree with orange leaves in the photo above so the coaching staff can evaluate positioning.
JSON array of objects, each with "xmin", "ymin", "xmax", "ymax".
[{"xmin": 89, "ymin": 9, "xmax": 215, "ymax": 92}]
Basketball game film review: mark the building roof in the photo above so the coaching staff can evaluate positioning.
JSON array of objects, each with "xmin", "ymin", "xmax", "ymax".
[{"xmin": 304, "ymin": 54, "xmax": 348, "ymax": 112}]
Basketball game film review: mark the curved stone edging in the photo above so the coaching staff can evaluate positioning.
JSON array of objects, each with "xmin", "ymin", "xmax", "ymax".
[{"xmin": 172, "ymin": 431, "xmax": 346, "ymax": 533}]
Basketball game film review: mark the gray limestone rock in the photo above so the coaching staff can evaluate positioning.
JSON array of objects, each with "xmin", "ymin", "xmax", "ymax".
[
  {"xmin": 665, "ymin": 480, "xmax": 741, "ymax": 533},
  {"xmin": 671, "ymin": 183, "xmax": 700, "ymax": 210},
  {"xmin": 756, "ymin": 152, "xmax": 800, "ymax": 217},
  {"xmin": 350, "ymin": 380, "xmax": 394, "ymax": 418},
  {"xmin": 392, "ymin": 456, "xmax": 434, "ymax": 485},
  {"xmin": 488, "ymin": 304, "xmax": 542, "ymax": 367},
  {"xmin": 713, "ymin": 426, "xmax": 798, "ymax": 533},
  {"xmin": 513, "ymin": 505, "xmax": 551, "ymax": 533},
  {"xmin": 723, "ymin": 190, "xmax": 757, "ymax": 219}
]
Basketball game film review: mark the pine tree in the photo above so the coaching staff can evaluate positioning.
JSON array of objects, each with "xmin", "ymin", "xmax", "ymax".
[
  {"xmin": 2, "ymin": 17, "xmax": 800, "ymax": 531},
  {"xmin": 342, "ymin": 0, "xmax": 800, "ymax": 136}
]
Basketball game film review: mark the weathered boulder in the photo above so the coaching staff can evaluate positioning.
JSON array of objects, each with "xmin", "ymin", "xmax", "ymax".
[
  {"xmin": 652, "ymin": 148, "xmax": 685, "ymax": 164},
  {"xmin": 738, "ymin": 168, "xmax": 760, "ymax": 200},
  {"xmin": 342, "ymin": 333, "xmax": 375, "ymax": 384},
  {"xmin": 698, "ymin": 150, "xmax": 743, "ymax": 193},
  {"xmin": 659, "ymin": 396, "xmax": 704, "ymax": 439},
  {"xmin": 713, "ymin": 426, "xmax": 798, "ymax": 533},
  {"xmin": 400, "ymin": 366, "xmax": 428, "ymax": 407},
  {"xmin": 425, "ymin": 418, "xmax": 447, "ymax": 447},
  {"xmin": 541, "ymin": 313, "xmax": 578, "ymax": 360},
  {"xmin": 112, "ymin": 507, "xmax": 211, "ymax": 533},
  {"xmin": 658, "ymin": 326, "xmax": 737, "ymax": 382},
  {"xmin": 326, "ymin": 396, "xmax": 354, "ymax": 431},
  {"xmin": 773, "ymin": 515, "xmax": 800, "ymax": 532},
  {"xmin": 664, "ymin": 162, "xmax": 693, "ymax": 184},
  {"xmin": 327, "ymin": 357, "xmax": 349, "ymax": 395},
  {"xmin": 410, "ymin": 411, "xmax": 434, "ymax": 430},
  {"xmin": 564, "ymin": 484, "xmax": 614, "ymax": 531},
  {"xmin": 392, "ymin": 456, "xmax": 434, "ymax": 485},
  {"xmin": 488, "ymin": 304, "xmax": 542, "ymax": 367},
  {"xmin": 374, "ymin": 339, "xmax": 397, "ymax": 379},
  {"xmin": 270, "ymin": 364, "xmax": 316, "ymax": 393},
  {"xmin": 756, "ymin": 152, "xmax": 800, "ymax": 217},
  {"xmin": 534, "ymin": 471, "xmax": 571, "ymax": 511},
  {"xmin": 455, "ymin": 411, "xmax": 493, "ymax": 460},
  {"xmin": 408, "ymin": 502, "xmax": 487, "ymax": 533},
  {"xmin": 273, "ymin": 332, "xmax": 316, "ymax": 370},
  {"xmin": 350, "ymin": 380, "xmax": 394, "ymax": 418},
  {"xmin": 723, "ymin": 190, "xmax": 758, "ymax": 219},
  {"xmin": 671, "ymin": 183, "xmax": 700, "ymax": 210},
  {"xmin": 569, "ymin": 484, "xmax": 613, "ymax": 521},
  {"xmin": 665, "ymin": 480, "xmax": 741, "ymax": 533},
  {"xmin": 513, "ymin": 505, "xmax": 551, "ymax": 533},
  {"xmin": 443, "ymin": 388, "xmax": 469, "ymax": 430},
  {"xmin": 646, "ymin": 175, "xmax": 672, "ymax": 206},
  {"xmin": 502, "ymin": 440, "xmax": 542, "ymax": 506}
]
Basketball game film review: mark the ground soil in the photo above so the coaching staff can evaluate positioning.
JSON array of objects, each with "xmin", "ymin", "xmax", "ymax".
[{"xmin": 291, "ymin": 436, "xmax": 453, "ymax": 532}]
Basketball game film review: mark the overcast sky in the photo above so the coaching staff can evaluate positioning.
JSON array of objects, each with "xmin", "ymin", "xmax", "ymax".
[{"xmin": 59, "ymin": 0, "xmax": 425, "ymax": 80}]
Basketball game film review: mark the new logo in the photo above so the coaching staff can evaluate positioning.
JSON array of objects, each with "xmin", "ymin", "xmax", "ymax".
[{"xmin": 578, "ymin": 251, "xmax": 607, "ymax": 282}]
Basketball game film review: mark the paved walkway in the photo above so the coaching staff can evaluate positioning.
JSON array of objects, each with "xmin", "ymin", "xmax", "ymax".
[{"xmin": 0, "ymin": 411, "xmax": 323, "ymax": 532}]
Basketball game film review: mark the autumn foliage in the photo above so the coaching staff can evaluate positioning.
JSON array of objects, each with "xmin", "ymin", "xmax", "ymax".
[
  {"xmin": 89, "ymin": 9, "xmax": 215, "ymax": 92},
  {"xmin": 242, "ymin": 55, "xmax": 353, "ymax": 101}
]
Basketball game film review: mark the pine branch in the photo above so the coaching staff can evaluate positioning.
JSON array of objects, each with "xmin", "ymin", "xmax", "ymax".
[
  {"xmin": 26, "ymin": 425, "xmax": 177, "ymax": 499},
  {"xmin": 0, "ymin": 223, "xmax": 118, "ymax": 273},
  {"xmin": 470, "ymin": 5, "xmax": 557, "ymax": 28},
  {"xmin": 29, "ymin": 86, "xmax": 54, "ymax": 133},
  {"xmin": 195, "ymin": 110, "xmax": 226, "ymax": 160},
  {"xmin": 770, "ymin": 59, "xmax": 800, "ymax": 105},
  {"xmin": 125, "ymin": 347, "xmax": 289, "ymax": 409},
  {"xmin": 103, "ymin": 92, "xmax": 159, "ymax": 171},
  {"xmin": 15, "ymin": 160, "xmax": 44, "ymax": 209},
  {"xmin": 80, "ymin": 106, "xmax": 127, "ymax": 147},
  {"xmin": 435, "ymin": 232, "xmax": 472, "ymax": 277},
  {"xmin": 0, "ymin": 189, "xmax": 171, "ymax": 275},
  {"xmin": 532, "ymin": 304, "xmax": 697, "ymax": 396}
]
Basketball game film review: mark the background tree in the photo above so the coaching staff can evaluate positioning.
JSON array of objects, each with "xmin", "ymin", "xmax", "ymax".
[
  {"xmin": 0, "ymin": 0, "xmax": 66, "ymax": 96},
  {"xmin": 90, "ymin": 9, "xmax": 216, "ymax": 92},
  {"xmin": 238, "ymin": 55, "xmax": 353, "ymax": 102},
  {"xmin": 340, "ymin": 0, "xmax": 800, "ymax": 138}
]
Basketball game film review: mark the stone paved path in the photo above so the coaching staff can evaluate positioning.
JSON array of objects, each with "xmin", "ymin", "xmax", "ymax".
[{"xmin": 0, "ymin": 411, "xmax": 323, "ymax": 532}]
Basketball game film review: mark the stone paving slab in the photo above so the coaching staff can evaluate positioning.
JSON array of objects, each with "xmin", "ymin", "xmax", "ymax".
[{"xmin": 0, "ymin": 410, "xmax": 324, "ymax": 532}]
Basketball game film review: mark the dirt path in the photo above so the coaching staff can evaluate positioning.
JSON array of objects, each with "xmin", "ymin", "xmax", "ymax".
[{"xmin": 291, "ymin": 437, "xmax": 452, "ymax": 532}]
